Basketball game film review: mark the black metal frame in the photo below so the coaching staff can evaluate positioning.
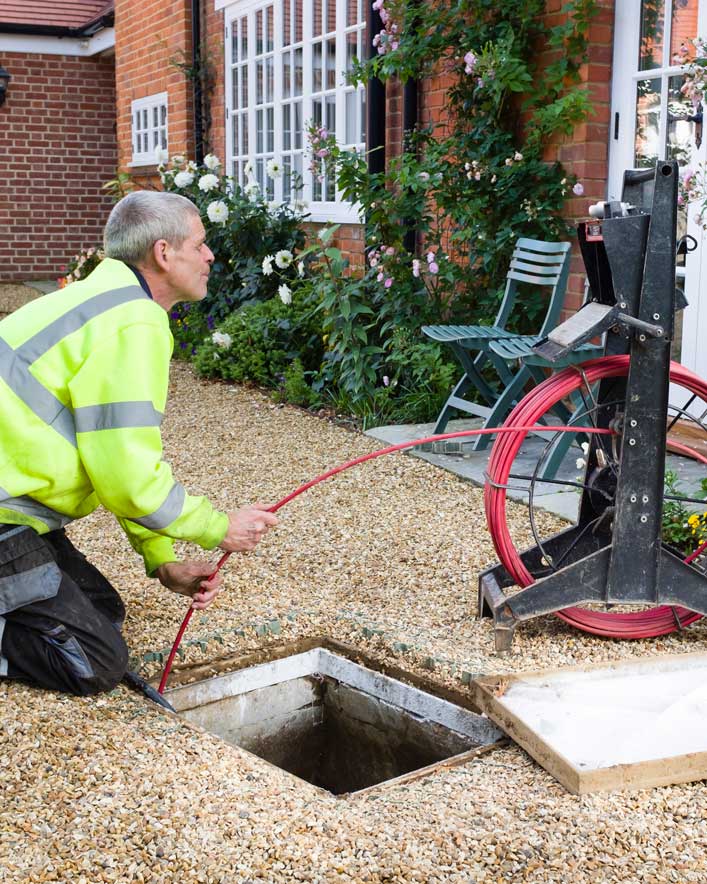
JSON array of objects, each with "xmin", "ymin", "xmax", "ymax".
[{"xmin": 478, "ymin": 161, "xmax": 707, "ymax": 651}]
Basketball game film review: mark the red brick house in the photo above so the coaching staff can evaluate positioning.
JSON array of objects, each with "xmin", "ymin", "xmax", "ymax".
[
  {"xmin": 1, "ymin": 1, "xmax": 705, "ymax": 380},
  {"xmin": 0, "ymin": 1, "xmax": 117, "ymax": 287}
]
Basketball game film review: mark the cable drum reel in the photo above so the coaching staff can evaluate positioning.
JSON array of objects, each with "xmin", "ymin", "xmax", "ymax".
[{"xmin": 479, "ymin": 161, "xmax": 707, "ymax": 651}]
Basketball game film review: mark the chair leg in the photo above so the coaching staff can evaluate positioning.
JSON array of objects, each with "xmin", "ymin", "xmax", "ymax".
[{"xmin": 471, "ymin": 367, "xmax": 532, "ymax": 450}]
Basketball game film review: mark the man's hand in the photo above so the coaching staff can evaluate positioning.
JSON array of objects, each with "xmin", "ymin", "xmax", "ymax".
[
  {"xmin": 218, "ymin": 503, "xmax": 278, "ymax": 553},
  {"xmin": 155, "ymin": 560, "xmax": 224, "ymax": 610}
]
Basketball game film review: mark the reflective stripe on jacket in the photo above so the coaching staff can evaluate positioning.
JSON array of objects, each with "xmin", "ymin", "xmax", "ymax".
[{"xmin": 0, "ymin": 258, "xmax": 228, "ymax": 574}]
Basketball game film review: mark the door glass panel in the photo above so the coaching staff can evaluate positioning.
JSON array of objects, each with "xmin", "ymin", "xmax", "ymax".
[
  {"xmin": 313, "ymin": 41, "xmax": 323, "ymax": 92},
  {"xmin": 670, "ymin": 0, "xmax": 699, "ymax": 60},
  {"xmin": 667, "ymin": 74, "xmax": 700, "ymax": 166},
  {"xmin": 635, "ymin": 78, "xmax": 662, "ymax": 166},
  {"xmin": 640, "ymin": 0, "xmax": 666, "ymax": 71}
]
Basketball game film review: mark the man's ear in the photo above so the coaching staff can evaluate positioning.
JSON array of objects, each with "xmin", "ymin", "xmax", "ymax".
[{"xmin": 151, "ymin": 239, "xmax": 171, "ymax": 273}]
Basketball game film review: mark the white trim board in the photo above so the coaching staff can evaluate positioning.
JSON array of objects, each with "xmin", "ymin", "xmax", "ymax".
[{"xmin": 0, "ymin": 28, "xmax": 115, "ymax": 57}]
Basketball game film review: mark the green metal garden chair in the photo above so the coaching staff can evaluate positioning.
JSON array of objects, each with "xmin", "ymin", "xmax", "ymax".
[{"xmin": 422, "ymin": 238, "xmax": 572, "ymax": 449}]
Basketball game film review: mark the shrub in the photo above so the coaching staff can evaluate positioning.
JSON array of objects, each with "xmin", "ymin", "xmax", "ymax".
[
  {"xmin": 159, "ymin": 153, "xmax": 308, "ymax": 319},
  {"xmin": 58, "ymin": 246, "xmax": 104, "ymax": 288},
  {"xmin": 192, "ymin": 292, "xmax": 324, "ymax": 389}
]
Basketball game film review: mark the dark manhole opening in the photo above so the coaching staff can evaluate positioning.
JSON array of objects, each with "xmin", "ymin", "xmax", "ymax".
[{"xmin": 166, "ymin": 645, "xmax": 503, "ymax": 795}]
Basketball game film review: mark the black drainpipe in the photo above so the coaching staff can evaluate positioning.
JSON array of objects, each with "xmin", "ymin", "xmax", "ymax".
[
  {"xmin": 191, "ymin": 0, "xmax": 204, "ymax": 165},
  {"xmin": 367, "ymin": 0, "xmax": 386, "ymax": 182}
]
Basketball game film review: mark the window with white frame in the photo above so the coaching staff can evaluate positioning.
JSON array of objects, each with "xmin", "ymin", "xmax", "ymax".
[
  {"xmin": 130, "ymin": 93, "xmax": 168, "ymax": 166},
  {"xmin": 224, "ymin": 0, "xmax": 366, "ymax": 222}
]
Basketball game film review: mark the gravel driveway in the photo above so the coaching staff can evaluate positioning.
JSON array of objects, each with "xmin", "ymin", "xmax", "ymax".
[{"xmin": 3, "ymin": 361, "xmax": 707, "ymax": 883}]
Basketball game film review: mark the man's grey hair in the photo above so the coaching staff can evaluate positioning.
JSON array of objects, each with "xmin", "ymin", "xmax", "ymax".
[{"xmin": 104, "ymin": 191, "xmax": 200, "ymax": 264}]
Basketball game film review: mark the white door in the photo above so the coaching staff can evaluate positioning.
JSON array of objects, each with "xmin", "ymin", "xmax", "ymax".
[{"xmin": 609, "ymin": 0, "xmax": 707, "ymax": 382}]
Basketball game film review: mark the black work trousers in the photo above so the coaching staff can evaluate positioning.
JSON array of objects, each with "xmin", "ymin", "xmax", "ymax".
[{"xmin": 0, "ymin": 526, "xmax": 128, "ymax": 696}]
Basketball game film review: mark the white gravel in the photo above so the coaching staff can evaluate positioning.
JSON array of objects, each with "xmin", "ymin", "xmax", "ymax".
[{"xmin": 3, "ymin": 361, "xmax": 707, "ymax": 883}]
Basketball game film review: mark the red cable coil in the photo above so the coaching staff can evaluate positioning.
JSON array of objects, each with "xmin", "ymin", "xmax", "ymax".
[{"xmin": 484, "ymin": 355, "xmax": 707, "ymax": 639}]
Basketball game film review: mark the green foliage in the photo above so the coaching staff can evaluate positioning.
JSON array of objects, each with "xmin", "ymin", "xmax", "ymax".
[
  {"xmin": 274, "ymin": 358, "xmax": 320, "ymax": 408},
  {"xmin": 160, "ymin": 156, "xmax": 307, "ymax": 319},
  {"xmin": 662, "ymin": 472, "xmax": 707, "ymax": 556},
  {"xmin": 169, "ymin": 303, "xmax": 210, "ymax": 360},
  {"xmin": 303, "ymin": 0, "xmax": 597, "ymax": 413},
  {"xmin": 192, "ymin": 293, "xmax": 324, "ymax": 387},
  {"xmin": 58, "ymin": 246, "xmax": 105, "ymax": 287}
]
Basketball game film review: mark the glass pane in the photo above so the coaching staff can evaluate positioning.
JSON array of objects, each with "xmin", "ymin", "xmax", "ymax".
[
  {"xmin": 294, "ymin": 0, "xmax": 302, "ymax": 42},
  {"xmin": 232, "ymin": 67, "xmax": 239, "ymax": 109},
  {"xmin": 326, "ymin": 94, "xmax": 335, "ymax": 134},
  {"xmin": 257, "ymin": 60, "xmax": 264, "ymax": 103},
  {"xmin": 142, "ymin": 108, "xmax": 148, "ymax": 128},
  {"xmin": 256, "ymin": 10, "xmax": 263, "ymax": 55},
  {"xmin": 161, "ymin": 129, "xmax": 167, "ymax": 149},
  {"xmin": 232, "ymin": 114, "xmax": 238, "ymax": 155},
  {"xmin": 266, "ymin": 5, "xmax": 273, "ymax": 52},
  {"xmin": 267, "ymin": 174, "xmax": 274, "ymax": 200},
  {"xmin": 313, "ymin": 176, "xmax": 322, "ymax": 201},
  {"xmin": 325, "ymin": 0, "xmax": 336, "ymax": 32},
  {"xmin": 267, "ymin": 56, "xmax": 274, "ymax": 101},
  {"xmin": 345, "ymin": 90, "xmax": 356, "ymax": 143},
  {"xmin": 283, "ymin": 51, "xmax": 291, "ymax": 98},
  {"xmin": 326, "ymin": 38, "xmax": 336, "ymax": 89},
  {"xmin": 313, "ymin": 0, "xmax": 322, "ymax": 38},
  {"xmin": 242, "ymin": 112, "xmax": 249, "ymax": 153},
  {"xmin": 153, "ymin": 130, "xmax": 158, "ymax": 148},
  {"xmin": 313, "ymin": 100, "xmax": 322, "ymax": 126},
  {"xmin": 153, "ymin": 106, "xmax": 158, "ymax": 126},
  {"xmin": 313, "ymin": 41, "xmax": 323, "ymax": 92},
  {"xmin": 640, "ymin": 0, "xmax": 665, "ymax": 71},
  {"xmin": 347, "ymin": 0, "xmax": 358, "ymax": 27},
  {"xmin": 242, "ymin": 65, "xmax": 248, "ymax": 108},
  {"xmin": 635, "ymin": 78, "xmax": 662, "ymax": 167},
  {"xmin": 283, "ymin": 104, "xmax": 291, "ymax": 150},
  {"xmin": 240, "ymin": 17, "xmax": 248, "ymax": 60},
  {"xmin": 326, "ymin": 171, "xmax": 335, "ymax": 201},
  {"xmin": 294, "ymin": 101, "xmax": 302, "ymax": 149},
  {"xmin": 161, "ymin": 104, "xmax": 167, "ymax": 125},
  {"xmin": 267, "ymin": 107, "xmax": 274, "ymax": 152},
  {"xmin": 283, "ymin": 0, "xmax": 291, "ymax": 47},
  {"xmin": 294, "ymin": 152, "xmax": 302, "ymax": 177},
  {"xmin": 294, "ymin": 47, "xmax": 303, "ymax": 96},
  {"xmin": 671, "ymin": 0, "xmax": 699, "ymax": 61},
  {"xmin": 346, "ymin": 31, "xmax": 357, "ymax": 73},
  {"xmin": 256, "ymin": 109, "xmax": 264, "ymax": 153},
  {"xmin": 232, "ymin": 23, "xmax": 238, "ymax": 59},
  {"xmin": 667, "ymin": 74, "xmax": 699, "ymax": 167},
  {"xmin": 283, "ymin": 156, "xmax": 292, "ymax": 201},
  {"xmin": 257, "ymin": 158, "xmax": 265, "ymax": 189}
]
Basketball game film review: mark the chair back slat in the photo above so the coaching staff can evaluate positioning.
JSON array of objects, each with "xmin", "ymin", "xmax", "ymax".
[{"xmin": 509, "ymin": 258, "xmax": 563, "ymax": 282}]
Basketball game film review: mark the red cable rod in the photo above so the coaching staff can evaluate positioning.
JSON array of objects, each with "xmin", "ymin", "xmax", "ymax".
[{"xmin": 157, "ymin": 422, "xmax": 614, "ymax": 693}]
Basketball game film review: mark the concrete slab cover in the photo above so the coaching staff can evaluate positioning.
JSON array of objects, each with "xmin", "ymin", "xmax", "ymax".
[{"xmin": 474, "ymin": 651, "xmax": 707, "ymax": 794}]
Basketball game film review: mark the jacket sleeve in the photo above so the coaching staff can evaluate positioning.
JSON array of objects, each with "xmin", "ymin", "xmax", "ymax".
[{"xmin": 67, "ymin": 319, "xmax": 229, "ymax": 571}]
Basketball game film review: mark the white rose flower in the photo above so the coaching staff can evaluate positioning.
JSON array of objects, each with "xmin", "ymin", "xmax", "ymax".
[
  {"xmin": 275, "ymin": 249, "xmax": 293, "ymax": 269},
  {"xmin": 266, "ymin": 158, "xmax": 283, "ymax": 179},
  {"xmin": 155, "ymin": 147, "xmax": 169, "ymax": 165},
  {"xmin": 297, "ymin": 261, "xmax": 305, "ymax": 277},
  {"xmin": 198, "ymin": 173, "xmax": 219, "ymax": 192},
  {"xmin": 244, "ymin": 159, "xmax": 254, "ymax": 175},
  {"xmin": 203, "ymin": 153, "xmax": 220, "ymax": 170},
  {"xmin": 262, "ymin": 255, "xmax": 274, "ymax": 275},
  {"xmin": 187, "ymin": 160, "xmax": 197, "ymax": 172},
  {"xmin": 244, "ymin": 181, "xmax": 260, "ymax": 200},
  {"xmin": 172, "ymin": 154, "xmax": 186, "ymax": 165},
  {"xmin": 278, "ymin": 284, "xmax": 292, "ymax": 305},
  {"xmin": 206, "ymin": 200, "xmax": 229, "ymax": 223},
  {"xmin": 174, "ymin": 171, "xmax": 195, "ymax": 188},
  {"xmin": 212, "ymin": 331, "xmax": 233, "ymax": 349}
]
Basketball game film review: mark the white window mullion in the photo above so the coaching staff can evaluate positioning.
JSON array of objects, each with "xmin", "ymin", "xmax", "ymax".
[
  {"xmin": 335, "ymin": 0, "xmax": 346, "ymax": 205},
  {"xmin": 247, "ymin": 8, "xmax": 257, "ymax": 180},
  {"xmin": 273, "ymin": 0, "xmax": 284, "ymax": 203},
  {"xmin": 225, "ymin": 18, "xmax": 234, "ymax": 178},
  {"xmin": 302, "ymin": 0, "xmax": 314, "ymax": 206}
]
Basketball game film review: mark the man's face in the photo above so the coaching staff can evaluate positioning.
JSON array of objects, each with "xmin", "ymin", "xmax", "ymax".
[{"xmin": 166, "ymin": 214, "xmax": 214, "ymax": 302}]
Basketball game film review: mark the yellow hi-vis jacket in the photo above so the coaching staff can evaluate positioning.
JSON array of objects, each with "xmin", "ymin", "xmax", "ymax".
[{"xmin": 0, "ymin": 258, "xmax": 228, "ymax": 575}]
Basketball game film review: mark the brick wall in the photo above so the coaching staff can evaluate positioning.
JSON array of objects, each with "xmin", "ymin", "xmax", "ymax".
[
  {"xmin": 0, "ymin": 51, "xmax": 117, "ymax": 282},
  {"xmin": 544, "ymin": 0, "xmax": 615, "ymax": 317},
  {"xmin": 114, "ymin": 0, "xmax": 194, "ymax": 179}
]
